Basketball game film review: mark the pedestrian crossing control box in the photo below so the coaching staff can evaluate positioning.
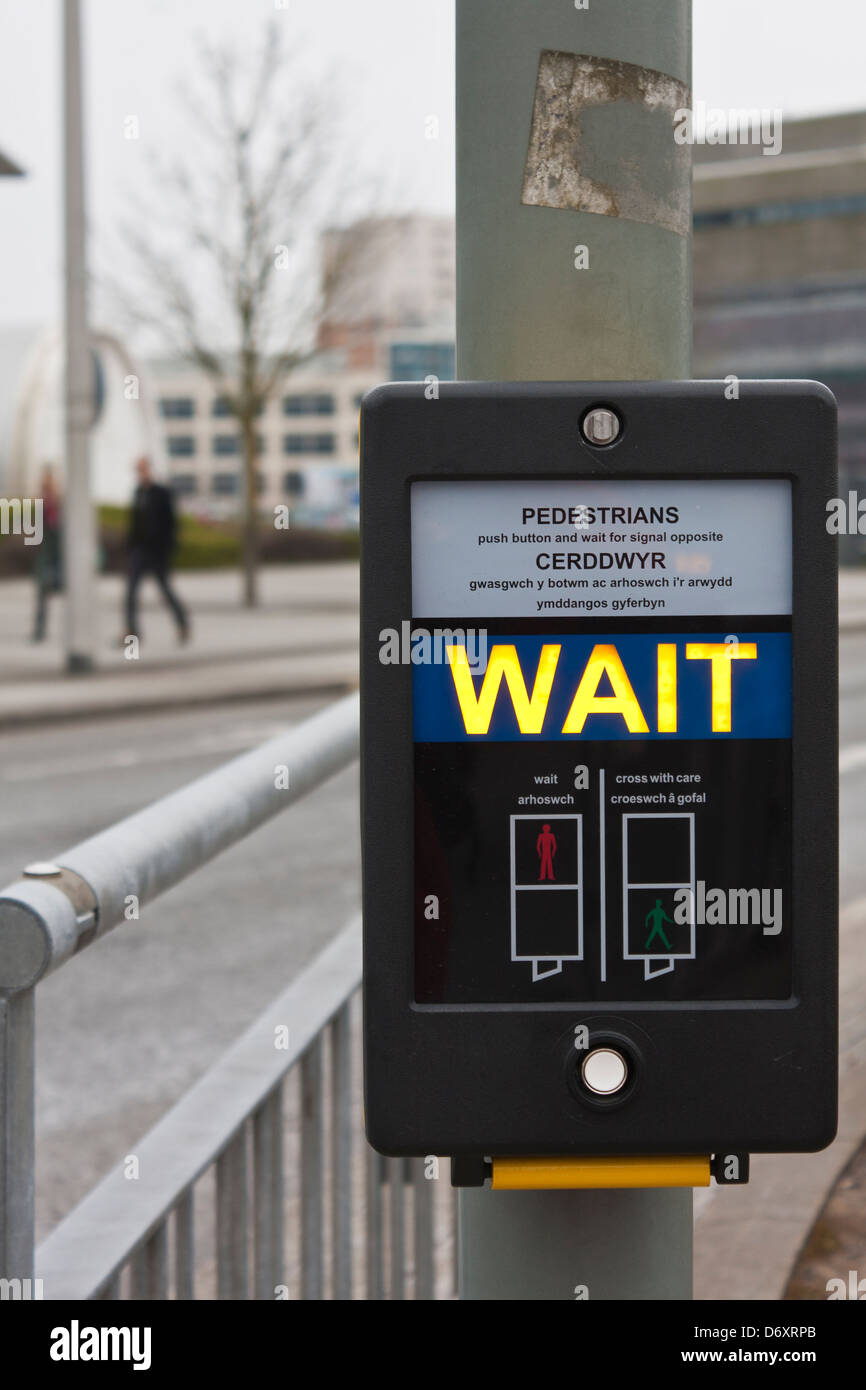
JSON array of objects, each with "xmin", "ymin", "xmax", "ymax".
[{"xmin": 360, "ymin": 381, "xmax": 838, "ymax": 1170}]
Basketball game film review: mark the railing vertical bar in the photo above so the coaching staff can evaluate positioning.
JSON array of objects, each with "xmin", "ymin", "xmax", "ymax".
[
  {"xmin": 330, "ymin": 1004, "xmax": 352, "ymax": 1300},
  {"xmin": 130, "ymin": 1222, "xmax": 168, "ymax": 1300},
  {"xmin": 152, "ymin": 1223, "xmax": 169, "ymax": 1300},
  {"xmin": 0, "ymin": 989, "xmax": 35, "ymax": 1284},
  {"xmin": 96, "ymin": 1272, "xmax": 121, "ymax": 1300},
  {"xmin": 388, "ymin": 1157, "xmax": 405, "ymax": 1299},
  {"xmin": 174, "ymin": 1187, "xmax": 194, "ymax": 1301},
  {"xmin": 365, "ymin": 1144, "xmax": 383, "ymax": 1300},
  {"xmin": 413, "ymin": 1157, "xmax": 434, "ymax": 1300},
  {"xmin": 451, "ymin": 1184, "xmax": 459, "ymax": 1296},
  {"xmin": 300, "ymin": 1036, "xmax": 324, "ymax": 1300},
  {"xmin": 130, "ymin": 1246, "xmax": 145, "ymax": 1299},
  {"xmin": 216, "ymin": 1126, "xmax": 249, "ymax": 1299},
  {"xmin": 253, "ymin": 1084, "xmax": 283, "ymax": 1300}
]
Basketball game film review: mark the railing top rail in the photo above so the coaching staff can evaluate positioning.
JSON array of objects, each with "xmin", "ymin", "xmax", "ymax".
[
  {"xmin": 35, "ymin": 915, "xmax": 362, "ymax": 1300},
  {"xmin": 0, "ymin": 692, "xmax": 360, "ymax": 992}
]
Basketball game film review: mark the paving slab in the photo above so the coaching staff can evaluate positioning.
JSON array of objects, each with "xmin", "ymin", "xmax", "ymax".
[{"xmin": 694, "ymin": 894, "xmax": 866, "ymax": 1300}]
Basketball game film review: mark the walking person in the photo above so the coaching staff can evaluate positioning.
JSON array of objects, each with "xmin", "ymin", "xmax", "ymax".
[
  {"xmin": 124, "ymin": 456, "xmax": 190, "ymax": 643},
  {"xmin": 32, "ymin": 465, "xmax": 62, "ymax": 642}
]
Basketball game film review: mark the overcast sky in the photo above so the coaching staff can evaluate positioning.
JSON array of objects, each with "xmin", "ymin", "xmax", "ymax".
[{"xmin": 0, "ymin": 0, "xmax": 864, "ymax": 332}]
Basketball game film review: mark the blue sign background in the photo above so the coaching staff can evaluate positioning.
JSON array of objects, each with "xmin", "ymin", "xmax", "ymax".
[{"xmin": 412, "ymin": 631, "xmax": 791, "ymax": 741}]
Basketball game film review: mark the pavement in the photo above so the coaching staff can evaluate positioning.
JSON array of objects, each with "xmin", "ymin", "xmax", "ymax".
[
  {"xmin": 0, "ymin": 563, "xmax": 360, "ymax": 726},
  {"xmin": 694, "ymin": 891, "xmax": 866, "ymax": 1300}
]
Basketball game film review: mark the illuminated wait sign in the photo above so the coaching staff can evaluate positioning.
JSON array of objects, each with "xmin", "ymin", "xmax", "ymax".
[
  {"xmin": 411, "ymin": 633, "xmax": 789, "ymax": 742},
  {"xmin": 446, "ymin": 640, "xmax": 760, "ymax": 736}
]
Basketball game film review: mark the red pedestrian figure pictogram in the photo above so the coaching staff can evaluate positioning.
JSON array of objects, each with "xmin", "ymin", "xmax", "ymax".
[{"xmin": 536, "ymin": 823, "xmax": 557, "ymax": 882}]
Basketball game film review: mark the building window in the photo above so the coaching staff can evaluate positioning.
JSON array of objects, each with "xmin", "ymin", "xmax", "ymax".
[
  {"xmin": 283, "ymin": 392, "xmax": 335, "ymax": 416},
  {"xmin": 160, "ymin": 397, "xmax": 195, "ymax": 419},
  {"xmin": 283, "ymin": 433, "xmax": 336, "ymax": 455},
  {"xmin": 283, "ymin": 470, "xmax": 305, "ymax": 497},
  {"xmin": 212, "ymin": 395, "xmax": 266, "ymax": 417},
  {"xmin": 166, "ymin": 435, "xmax": 196, "ymax": 457},
  {"xmin": 388, "ymin": 342, "xmax": 455, "ymax": 383},
  {"xmin": 212, "ymin": 473, "xmax": 239, "ymax": 496},
  {"xmin": 172, "ymin": 474, "xmax": 198, "ymax": 496},
  {"xmin": 213, "ymin": 434, "xmax": 266, "ymax": 455},
  {"xmin": 693, "ymin": 192, "xmax": 866, "ymax": 230}
]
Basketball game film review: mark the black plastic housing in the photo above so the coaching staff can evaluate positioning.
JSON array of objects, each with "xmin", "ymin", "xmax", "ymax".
[{"xmin": 360, "ymin": 380, "xmax": 838, "ymax": 1158}]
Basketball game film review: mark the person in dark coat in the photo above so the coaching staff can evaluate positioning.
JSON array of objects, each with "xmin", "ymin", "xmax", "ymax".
[
  {"xmin": 33, "ymin": 465, "xmax": 62, "ymax": 642},
  {"xmin": 125, "ymin": 456, "xmax": 189, "ymax": 642}
]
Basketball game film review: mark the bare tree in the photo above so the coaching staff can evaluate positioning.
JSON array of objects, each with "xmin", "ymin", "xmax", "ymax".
[{"xmin": 111, "ymin": 21, "xmax": 377, "ymax": 607}]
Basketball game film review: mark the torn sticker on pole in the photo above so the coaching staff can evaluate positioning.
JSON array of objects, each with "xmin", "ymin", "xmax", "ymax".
[{"xmin": 521, "ymin": 51, "xmax": 691, "ymax": 237}]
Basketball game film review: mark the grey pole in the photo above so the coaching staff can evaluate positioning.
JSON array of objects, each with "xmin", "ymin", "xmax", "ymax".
[
  {"xmin": 63, "ymin": 0, "xmax": 98, "ymax": 672},
  {"xmin": 456, "ymin": 0, "xmax": 693, "ymax": 1299},
  {"xmin": 457, "ymin": 0, "xmax": 691, "ymax": 383}
]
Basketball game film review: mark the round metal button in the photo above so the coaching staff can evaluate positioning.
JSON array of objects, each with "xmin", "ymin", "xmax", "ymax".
[
  {"xmin": 580, "ymin": 1046, "xmax": 628, "ymax": 1096},
  {"xmin": 581, "ymin": 407, "xmax": 621, "ymax": 446}
]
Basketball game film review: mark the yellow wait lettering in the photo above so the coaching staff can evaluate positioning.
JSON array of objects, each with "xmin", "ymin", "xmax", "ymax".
[
  {"xmin": 657, "ymin": 644, "xmax": 678, "ymax": 732},
  {"xmin": 447, "ymin": 644, "xmax": 561, "ymax": 735},
  {"xmin": 685, "ymin": 642, "xmax": 757, "ymax": 732},
  {"xmin": 562, "ymin": 644, "xmax": 649, "ymax": 734}
]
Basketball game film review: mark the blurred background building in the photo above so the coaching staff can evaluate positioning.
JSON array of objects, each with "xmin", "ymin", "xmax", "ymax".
[
  {"xmin": 149, "ymin": 354, "xmax": 370, "ymax": 529},
  {"xmin": 693, "ymin": 110, "xmax": 866, "ymax": 561},
  {"xmin": 317, "ymin": 213, "xmax": 455, "ymax": 366}
]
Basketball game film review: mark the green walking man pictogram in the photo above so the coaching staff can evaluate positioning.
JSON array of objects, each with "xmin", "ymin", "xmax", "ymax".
[{"xmin": 644, "ymin": 898, "xmax": 674, "ymax": 951}]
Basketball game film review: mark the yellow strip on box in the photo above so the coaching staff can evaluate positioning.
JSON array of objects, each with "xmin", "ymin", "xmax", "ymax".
[{"xmin": 491, "ymin": 1155, "xmax": 711, "ymax": 1190}]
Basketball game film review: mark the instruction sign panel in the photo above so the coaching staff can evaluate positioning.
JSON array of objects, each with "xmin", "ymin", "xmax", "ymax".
[{"xmin": 412, "ymin": 480, "xmax": 793, "ymax": 1005}]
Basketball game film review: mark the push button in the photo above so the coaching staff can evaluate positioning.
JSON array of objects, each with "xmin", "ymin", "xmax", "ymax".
[{"xmin": 580, "ymin": 1047, "xmax": 628, "ymax": 1096}]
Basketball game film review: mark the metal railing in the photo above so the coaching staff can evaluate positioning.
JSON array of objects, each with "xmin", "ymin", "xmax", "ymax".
[{"xmin": 0, "ymin": 692, "xmax": 456, "ymax": 1299}]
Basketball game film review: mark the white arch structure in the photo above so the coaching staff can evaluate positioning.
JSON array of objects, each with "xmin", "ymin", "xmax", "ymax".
[{"xmin": 6, "ymin": 326, "xmax": 162, "ymax": 504}]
